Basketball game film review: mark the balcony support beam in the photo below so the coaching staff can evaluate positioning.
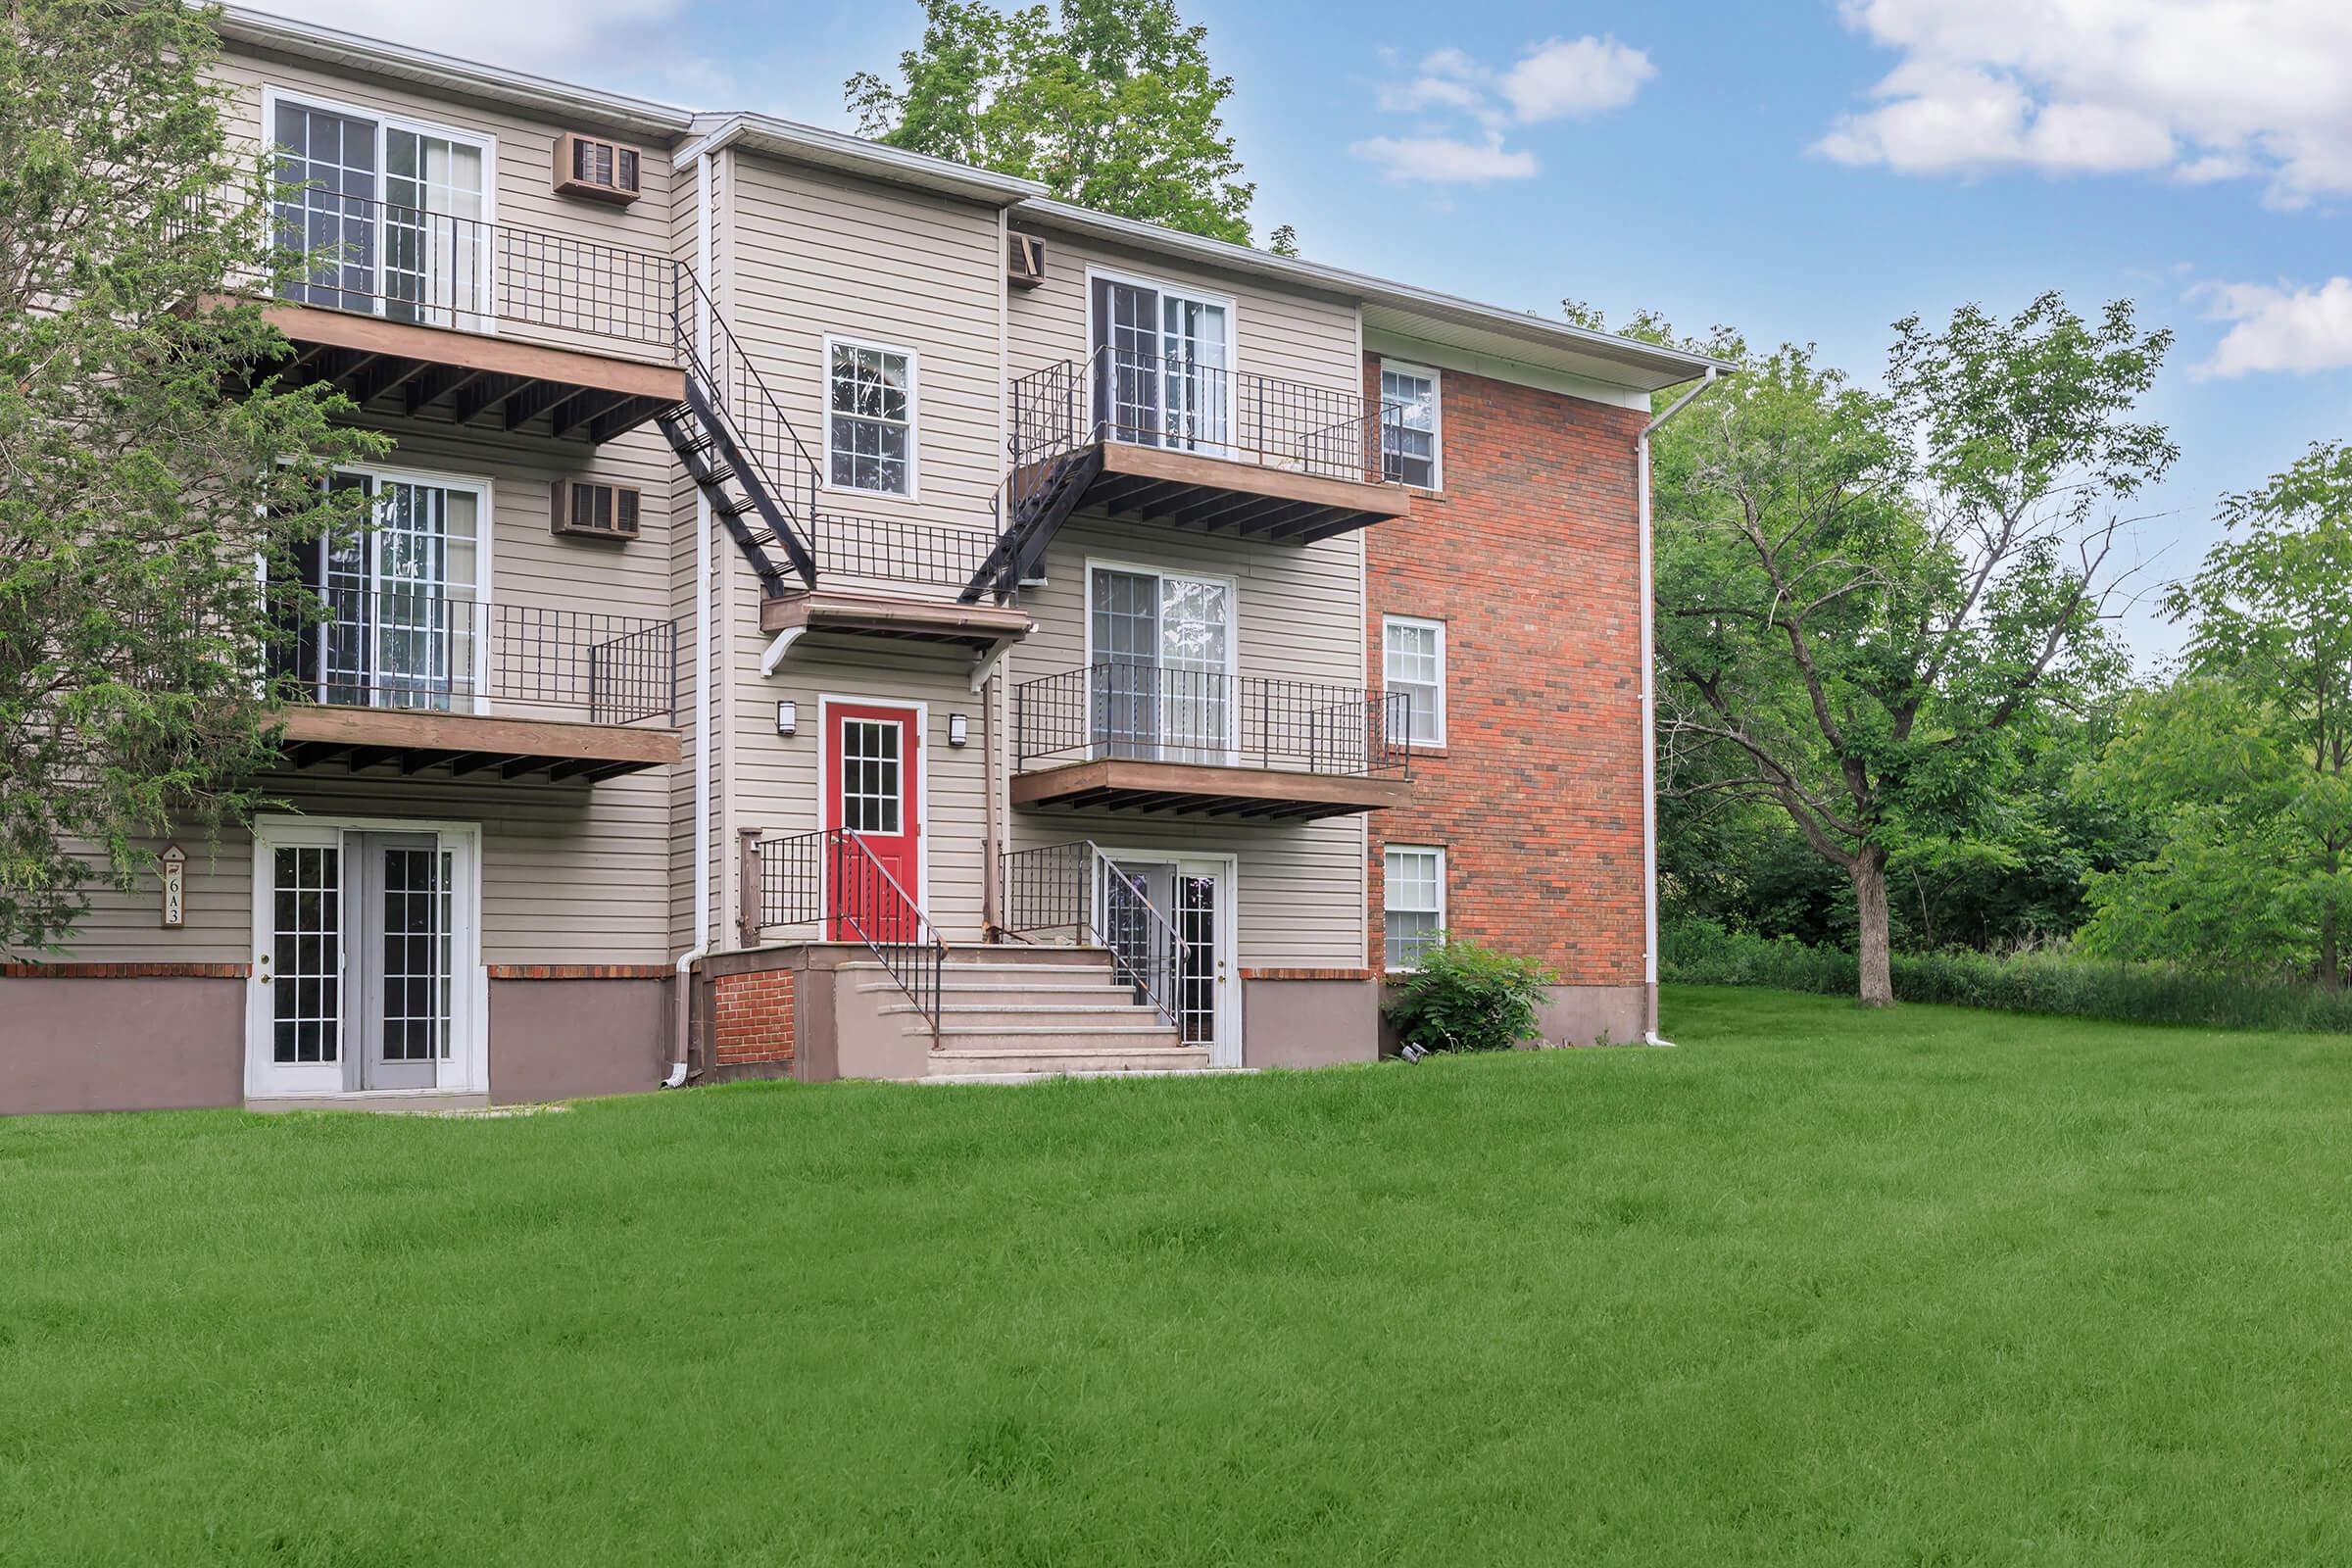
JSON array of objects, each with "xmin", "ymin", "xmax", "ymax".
[
  {"xmin": 1011, "ymin": 758, "xmax": 1411, "ymax": 823},
  {"xmin": 273, "ymin": 706, "xmax": 677, "ymax": 781}
]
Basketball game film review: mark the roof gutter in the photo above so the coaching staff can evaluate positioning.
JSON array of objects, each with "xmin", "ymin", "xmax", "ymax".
[
  {"xmin": 687, "ymin": 113, "xmax": 1043, "ymax": 207},
  {"xmin": 213, "ymin": 5, "xmax": 694, "ymax": 140},
  {"xmin": 1637, "ymin": 367, "xmax": 1723, "ymax": 1050},
  {"xmin": 1011, "ymin": 197, "xmax": 1733, "ymax": 387}
]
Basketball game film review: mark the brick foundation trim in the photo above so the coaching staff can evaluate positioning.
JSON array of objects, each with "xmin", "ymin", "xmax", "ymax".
[
  {"xmin": 486, "ymin": 963, "xmax": 673, "ymax": 981},
  {"xmin": 712, "ymin": 967, "xmax": 796, "ymax": 1065},
  {"xmin": 2, "ymin": 961, "xmax": 250, "ymax": 979},
  {"xmin": 1242, "ymin": 967, "xmax": 1377, "ymax": 982}
]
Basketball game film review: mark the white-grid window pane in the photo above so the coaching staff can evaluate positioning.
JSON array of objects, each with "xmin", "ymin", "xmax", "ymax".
[
  {"xmin": 1381, "ymin": 367, "xmax": 1439, "ymax": 488},
  {"xmin": 828, "ymin": 343, "xmax": 913, "ymax": 495},
  {"xmin": 1384, "ymin": 846, "xmax": 1445, "ymax": 969},
  {"xmin": 1384, "ymin": 617, "xmax": 1445, "ymax": 745},
  {"xmin": 272, "ymin": 844, "xmax": 342, "ymax": 1063},
  {"xmin": 841, "ymin": 720, "xmax": 902, "ymax": 833}
]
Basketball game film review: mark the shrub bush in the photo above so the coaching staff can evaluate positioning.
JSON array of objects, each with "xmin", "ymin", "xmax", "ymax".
[
  {"xmin": 1384, "ymin": 938, "xmax": 1559, "ymax": 1053},
  {"xmin": 1661, "ymin": 917, "xmax": 2352, "ymax": 1033}
]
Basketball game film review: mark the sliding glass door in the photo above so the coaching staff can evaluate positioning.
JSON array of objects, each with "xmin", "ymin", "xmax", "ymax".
[
  {"xmin": 272, "ymin": 98, "xmax": 490, "ymax": 330},
  {"xmin": 1090, "ymin": 276, "xmax": 1231, "ymax": 455},
  {"xmin": 280, "ymin": 472, "xmax": 484, "ymax": 712},
  {"xmin": 1090, "ymin": 565, "xmax": 1233, "ymax": 762}
]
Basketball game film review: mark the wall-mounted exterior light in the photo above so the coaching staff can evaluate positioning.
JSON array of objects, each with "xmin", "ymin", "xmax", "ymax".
[
  {"xmin": 948, "ymin": 712, "xmax": 970, "ymax": 749},
  {"xmin": 775, "ymin": 700, "xmax": 798, "ymax": 737}
]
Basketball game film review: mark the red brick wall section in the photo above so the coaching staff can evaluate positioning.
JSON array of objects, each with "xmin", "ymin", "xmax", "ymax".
[
  {"xmin": 712, "ymin": 968, "xmax": 795, "ymax": 1065},
  {"xmin": 1364, "ymin": 355, "xmax": 1649, "ymax": 984}
]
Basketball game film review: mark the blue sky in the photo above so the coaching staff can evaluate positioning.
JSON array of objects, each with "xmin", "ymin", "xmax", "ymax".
[{"xmin": 263, "ymin": 0, "xmax": 2352, "ymax": 662}]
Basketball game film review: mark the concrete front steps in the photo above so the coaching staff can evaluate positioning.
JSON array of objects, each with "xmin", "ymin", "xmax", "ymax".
[{"xmin": 868, "ymin": 947, "xmax": 1216, "ymax": 1081}]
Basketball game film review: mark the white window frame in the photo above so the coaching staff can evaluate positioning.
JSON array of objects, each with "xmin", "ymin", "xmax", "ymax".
[
  {"xmin": 1382, "ymin": 613, "xmax": 1446, "ymax": 748},
  {"xmin": 1383, "ymin": 845, "xmax": 1446, "ymax": 972},
  {"xmin": 260, "ymin": 86, "xmax": 500, "ymax": 332},
  {"xmin": 820, "ymin": 334, "xmax": 919, "ymax": 500},
  {"xmin": 1378, "ymin": 359, "xmax": 1443, "ymax": 491}
]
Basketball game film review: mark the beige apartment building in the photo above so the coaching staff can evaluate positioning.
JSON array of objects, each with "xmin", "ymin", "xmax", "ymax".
[{"xmin": 0, "ymin": 7, "xmax": 1722, "ymax": 1112}]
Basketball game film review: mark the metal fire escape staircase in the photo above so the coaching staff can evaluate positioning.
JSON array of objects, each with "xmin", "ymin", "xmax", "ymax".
[{"xmin": 657, "ymin": 267, "xmax": 821, "ymax": 597}]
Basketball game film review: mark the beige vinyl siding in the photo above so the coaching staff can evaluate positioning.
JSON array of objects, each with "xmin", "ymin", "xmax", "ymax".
[
  {"xmin": 323, "ymin": 424, "xmax": 677, "ymax": 732},
  {"xmin": 1006, "ymin": 225, "xmax": 1362, "ymax": 397},
  {"xmin": 46, "ymin": 770, "xmax": 672, "ymax": 968},
  {"xmin": 212, "ymin": 45, "xmax": 680, "ymax": 363},
  {"xmin": 47, "ymin": 437, "xmax": 679, "ymax": 968},
  {"xmin": 708, "ymin": 151, "xmax": 1012, "ymax": 945},
  {"xmin": 726, "ymin": 637, "xmax": 996, "ymax": 944},
  {"xmin": 724, "ymin": 154, "xmax": 1007, "ymax": 588},
  {"xmin": 1004, "ymin": 518, "xmax": 1369, "ymax": 968},
  {"xmin": 1004, "ymin": 808, "xmax": 1366, "ymax": 969},
  {"xmin": 666, "ymin": 155, "xmax": 710, "ymax": 953}
]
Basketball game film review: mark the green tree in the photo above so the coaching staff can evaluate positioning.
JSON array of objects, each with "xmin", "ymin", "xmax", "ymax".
[
  {"xmin": 847, "ymin": 0, "xmax": 1256, "ymax": 243},
  {"xmin": 2082, "ymin": 441, "xmax": 2352, "ymax": 986},
  {"xmin": 1654, "ymin": 295, "xmax": 2173, "ymax": 1005},
  {"xmin": 0, "ymin": 0, "xmax": 382, "ymax": 954}
]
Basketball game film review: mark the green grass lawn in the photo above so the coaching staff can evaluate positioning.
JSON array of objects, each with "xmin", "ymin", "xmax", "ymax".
[{"xmin": 6, "ymin": 986, "xmax": 2351, "ymax": 1565}]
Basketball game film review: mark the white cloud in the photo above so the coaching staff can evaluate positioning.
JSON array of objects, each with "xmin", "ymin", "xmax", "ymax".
[
  {"xmin": 243, "ymin": 0, "xmax": 713, "ymax": 102},
  {"xmin": 1499, "ymin": 36, "xmax": 1655, "ymax": 122},
  {"xmin": 1815, "ymin": 0, "xmax": 2352, "ymax": 204},
  {"xmin": 2192, "ymin": 277, "xmax": 2352, "ymax": 378},
  {"xmin": 1356, "ymin": 34, "xmax": 1653, "ymax": 183},
  {"xmin": 1348, "ymin": 134, "xmax": 1539, "ymax": 184}
]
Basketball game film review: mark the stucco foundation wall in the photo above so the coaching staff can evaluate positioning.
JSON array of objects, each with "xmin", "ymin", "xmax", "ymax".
[
  {"xmin": 487, "ymin": 978, "xmax": 669, "ymax": 1104},
  {"xmin": 1375, "ymin": 981, "xmax": 1651, "ymax": 1052},
  {"xmin": 1242, "ymin": 976, "xmax": 1380, "ymax": 1068},
  {"xmin": 0, "ymin": 976, "xmax": 243, "ymax": 1114},
  {"xmin": 1535, "ymin": 984, "xmax": 1649, "ymax": 1049}
]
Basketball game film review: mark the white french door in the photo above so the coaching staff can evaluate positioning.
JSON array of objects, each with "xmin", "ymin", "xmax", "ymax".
[
  {"xmin": 1090, "ymin": 274, "xmax": 1232, "ymax": 455},
  {"xmin": 270, "ymin": 94, "xmax": 492, "ymax": 331},
  {"xmin": 1100, "ymin": 854, "xmax": 1239, "ymax": 1066},
  {"xmin": 246, "ymin": 818, "xmax": 484, "ymax": 1099}
]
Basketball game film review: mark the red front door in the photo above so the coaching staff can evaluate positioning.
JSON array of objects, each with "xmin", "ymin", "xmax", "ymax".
[{"xmin": 823, "ymin": 701, "xmax": 921, "ymax": 941}]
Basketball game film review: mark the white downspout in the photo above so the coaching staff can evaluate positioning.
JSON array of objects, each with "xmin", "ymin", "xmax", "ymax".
[
  {"xmin": 1638, "ymin": 366, "xmax": 1718, "ymax": 1050},
  {"xmin": 666, "ymin": 139, "xmax": 720, "ymax": 1086}
]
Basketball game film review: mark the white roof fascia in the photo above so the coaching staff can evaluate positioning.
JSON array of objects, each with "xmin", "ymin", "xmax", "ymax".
[
  {"xmin": 215, "ymin": 5, "xmax": 694, "ymax": 141},
  {"xmin": 1012, "ymin": 197, "xmax": 1731, "ymax": 390},
  {"xmin": 685, "ymin": 113, "xmax": 1045, "ymax": 206}
]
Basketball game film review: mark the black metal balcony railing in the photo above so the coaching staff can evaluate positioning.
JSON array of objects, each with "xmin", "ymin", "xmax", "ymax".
[
  {"xmin": 999, "ymin": 839, "xmax": 1184, "ymax": 1029},
  {"xmin": 270, "ymin": 588, "xmax": 677, "ymax": 726},
  {"xmin": 1013, "ymin": 664, "xmax": 1411, "ymax": 777},
  {"xmin": 1008, "ymin": 345, "xmax": 1406, "ymax": 517},
  {"xmin": 270, "ymin": 189, "xmax": 678, "ymax": 352},
  {"xmin": 741, "ymin": 827, "xmax": 948, "ymax": 1032},
  {"xmin": 809, "ymin": 509, "xmax": 999, "ymax": 590}
]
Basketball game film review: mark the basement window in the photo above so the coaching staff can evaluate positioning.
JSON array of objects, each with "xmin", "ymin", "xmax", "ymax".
[{"xmin": 1385, "ymin": 846, "xmax": 1446, "ymax": 970}]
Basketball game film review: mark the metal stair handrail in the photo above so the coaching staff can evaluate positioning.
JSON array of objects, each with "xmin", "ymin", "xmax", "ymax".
[
  {"xmin": 998, "ymin": 839, "xmax": 1185, "ymax": 1030},
  {"xmin": 741, "ymin": 826, "xmax": 949, "ymax": 1034},
  {"xmin": 669, "ymin": 264, "xmax": 821, "ymax": 588}
]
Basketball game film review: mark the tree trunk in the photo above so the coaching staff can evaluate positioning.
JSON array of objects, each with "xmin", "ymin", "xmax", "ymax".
[
  {"xmin": 1851, "ymin": 848, "xmax": 1894, "ymax": 1007},
  {"xmin": 2321, "ymin": 903, "xmax": 2340, "ymax": 993}
]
